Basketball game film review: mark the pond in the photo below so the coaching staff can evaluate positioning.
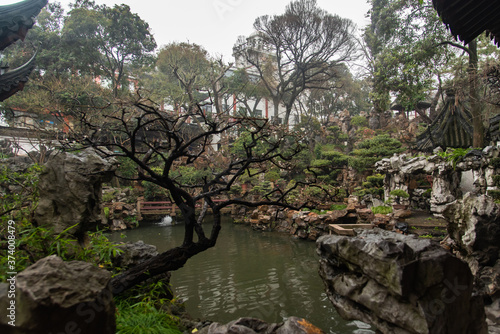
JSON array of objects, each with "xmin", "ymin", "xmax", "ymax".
[{"xmin": 109, "ymin": 216, "xmax": 374, "ymax": 334}]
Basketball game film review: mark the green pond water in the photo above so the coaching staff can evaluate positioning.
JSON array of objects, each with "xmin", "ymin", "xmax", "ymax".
[{"xmin": 109, "ymin": 216, "xmax": 374, "ymax": 334}]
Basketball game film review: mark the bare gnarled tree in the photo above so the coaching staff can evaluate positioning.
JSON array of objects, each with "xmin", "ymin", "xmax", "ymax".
[
  {"xmin": 59, "ymin": 90, "xmax": 310, "ymax": 294},
  {"xmin": 233, "ymin": 0, "xmax": 357, "ymax": 125}
]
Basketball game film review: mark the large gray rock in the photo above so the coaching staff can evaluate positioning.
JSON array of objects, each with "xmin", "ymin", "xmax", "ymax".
[
  {"xmin": 198, "ymin": 317, "xmax": 324, "ymax": 334},
  {"xmin": 112, "ymin": 240, "xmax": 159, "ymax": 269},
  {"xmin": 443, "ymin": 193, "xmax": 500, "ymax": 274},
  {"xmin": 317, "ymin": 229, "xmax": 487, "ymax": 334},
  {"xmin": 0, "ymin": 255, "xmax": 115, "ymax": 334},
  {"xmin": 34, "ymin": 148, "xmax": 117, "ymax": 239},
  {"xmin": 442, "ymin": 193, "xmax": 500, "ymax": 330}
]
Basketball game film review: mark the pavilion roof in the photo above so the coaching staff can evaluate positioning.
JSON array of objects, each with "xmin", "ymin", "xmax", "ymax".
[
  {"xmin": 415, "ymin": 92, "xmax": 473, "ymax": 151},
  {"xmin": 0, "ymin": 51, "xmax": 37, "ymax": 101},
  {"xmin": 432, "ymin": 0, "xmax": 500, "ymax": 47},
  {"xmin": 0, "ymin": 0, "xmax": 48, "ymax": 50}
]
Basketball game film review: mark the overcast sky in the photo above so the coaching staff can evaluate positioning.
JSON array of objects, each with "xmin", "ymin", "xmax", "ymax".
[{"xmin": 3, "ymin": 0, "xmax": 371, "ymax": 61}]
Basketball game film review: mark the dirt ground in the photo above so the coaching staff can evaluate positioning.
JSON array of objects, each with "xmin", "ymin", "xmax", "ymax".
[{"xmin": 405, "ymin": 210, "xmax": 448, "ymax": 240}]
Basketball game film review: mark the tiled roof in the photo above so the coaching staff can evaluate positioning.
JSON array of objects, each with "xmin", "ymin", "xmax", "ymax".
[
  {"xmin": 0, "ymin": 0, "xmax": 48, "ymax": 50},
  {"xmin": 415, "ymin": 91, "xmax": 473, "ymax": 151},
  {"xmin": 0, "ymin": 51, "xmax": 37, "ymax": 101},
  {"xmin": 0, "ymin": 0, "xmax": 47, "ymax": 101},
  {"xmin": 432, "ymin": 0, "xmax": 500, "ymax": 46}
]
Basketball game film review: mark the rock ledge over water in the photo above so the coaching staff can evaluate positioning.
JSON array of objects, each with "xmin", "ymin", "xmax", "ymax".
[{"xmin": 317, "ymin": 229, "xmax": 487, "ymax": 334}]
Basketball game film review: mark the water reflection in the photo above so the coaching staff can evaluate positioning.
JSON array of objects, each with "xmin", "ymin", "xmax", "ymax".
[{"xmin": 109, "ymin": 217, "xmax": 374, "ymax": 334}]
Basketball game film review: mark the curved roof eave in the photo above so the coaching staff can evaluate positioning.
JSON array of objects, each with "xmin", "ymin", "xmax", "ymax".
[
  {"xmin": 0, "ymin": 0, "xmax": 48, "ymax": 50},
  {"xmin": 0, "ymin": 50, "xmax": 37, "ymax": 101}
]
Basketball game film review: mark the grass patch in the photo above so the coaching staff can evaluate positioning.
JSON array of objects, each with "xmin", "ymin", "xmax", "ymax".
[
  {"xmin": 330, "ymin": 204, "xmax": 347, "ymax": 211},
  {"xmin": 371, "ymin": 206, "xmax": 393, "ymax": 214},
  {"xmin": 115, "ymin": 299, "xmax": 182, "ymax": 334}
]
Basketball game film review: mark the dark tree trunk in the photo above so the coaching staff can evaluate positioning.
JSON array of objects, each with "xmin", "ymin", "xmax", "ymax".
[
  {"xmin": 110, "ymin": 206, "xmax": 222, "ymax": 295},
  {"xmin": 110, "ymin": 241, "xmax": 215, "ymax": 295}
]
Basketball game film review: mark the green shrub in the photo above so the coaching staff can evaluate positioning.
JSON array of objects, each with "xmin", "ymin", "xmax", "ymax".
[
  {"xmin": 492, "ymin": 175, "xmax": 500, "ymax": 187},
  {"xmin": 124, "ymin": 216, "xmax": 139, "ymax": 228},
  {"xmin": 229, "ymin": 184, "xmax": 242, "ymax": 195},
  {"xmin": 103, "ymin": 206, "xmax": 110, "ymax": 219},
  {"xmin": 102, "ymin": 191, "xmax": 116, "ymax": 202},
  {"xmin": 141, "ymin": 167, "xmax": 169, "ymax": 201},
  {"xmin": 390, "ymin": 189, "xmax": 409, "ymax": 204},
  {"xmin": 351, "ymin": 115, "xmax": 368, "ymax": 128},
  {"xmin": 490, "ymin": 157, "xmax": 500, "ymax": 168},
  {"xmin": 264, "ymin": 169, "xmax": 281, "ymax": 182},
  {"xmin": 0, "ymin": 225, "xmax": 122, "ymax": 282},
  {"xmin": 306, "ymin": 145, "xmax": 349, "ymax": 184},
  {"xmin": 116, "ymin": 156, "xmax": 138, "ymax": 180},
  {"xmin": 251, "ymin": 181, "xmax": 272, "ymax": 195},
  {"xmin": 1, "ymin": 163, "xmax": 42, "ymax": 222},
  {"xmin": 317, "ymin": 175, "xmax": 329, "ymax": 181},
  {"xmin": 488, "ymin": 190, "xmax": 500, "ymax": 200},
  {"xmin": 327, "ymin": 126, "xmax": 340, "ymax": 133},
  {"xmin": 314, "ymin": 144, "xmax": 323, "ymax": 159},
  {"xmin": 142, "ymin": 181, "xmax": 169, "ymax": 201},
  {"xmin": 353, "ymin": 186, "xmax": 384, "ymax": 197},
  {"xmin": 370, "ymin": 187, "xmax": 384, "ymax": 196},
  {"xmin": 349, "ymin": 135, "xmax": 403, "ymax": 171},
  {"xmin": 304, "ymin": 186, "xmax": 325, "ymax": 198},
  {"xmin": 437, "ymin": 147, "xmax": 472, "ymax": 169},
  {"xmin": 366, "ymin": 174, "xmax": 384, "ymax": 187},
  {"xmin": 239, "ymin": 168, "xmax": 260, "ymax": 185},
  {"xmin": 311, "ymin": 159, "xmax": 331, "ymax": 168},
  {"xmin": 170, "ymin": 165, "xmax": 212, "ymax": 186},
  {"xmin": 230, "ymin": 130, "xmax": 272, "ymax": 158},
  {"xmin": 321, "ymin": 150, "xmax": 348, "ymax": 166},
  {"xmin": 389, "ymin": 189, "xmax": 409, "ymax": 199}
]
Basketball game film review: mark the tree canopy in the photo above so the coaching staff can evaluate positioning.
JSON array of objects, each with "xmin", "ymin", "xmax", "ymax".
[
  {"xmin": 63, "ymin": 1, "xmax": 156, "ymax": 96},
  {"xmin": 233, "ymin": 0, "xmax": 357, "ymax": 124}
]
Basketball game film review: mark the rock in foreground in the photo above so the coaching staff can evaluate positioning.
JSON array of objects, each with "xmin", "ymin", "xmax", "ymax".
[
  {"xmin": 0, "ymin": 255, "xmax": 115, "ymax": 334},
  {"xmin": 317, "ymin": 229, "xmax": 487, "ymax": 334}
]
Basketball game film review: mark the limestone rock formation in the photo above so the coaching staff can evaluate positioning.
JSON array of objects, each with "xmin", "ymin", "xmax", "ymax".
[
  {"xmin": 198, "ymin": 316, "xmax": 324, "ymax": 334},
  {"xmin": 34, "ymin": 148, "xmax": 117, "ymax": 239},
  {"xmin": 442, "ymin": 193, "xmax": 500, "ymax": 329},
  {"xmin": 317, "ymin": 229, "xmax": 487, "ymax": 334},
  {"xmin": 375, "ymin": 146, "xmax": 500, "ymax": 216},
  {"xmin": 102, "ymin": 201, "xmax": 139, "ymax": 231},
  {"xmin": 237, "ymin": 204, "xmax": 410, "ymax": 241},
  {"xmin": 0, "ymin": 255, "xmax": 115, "ymax": 334},
  {"xmin": 443, "ymin": 193, "xmax": 500, "ymax": 273}
]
